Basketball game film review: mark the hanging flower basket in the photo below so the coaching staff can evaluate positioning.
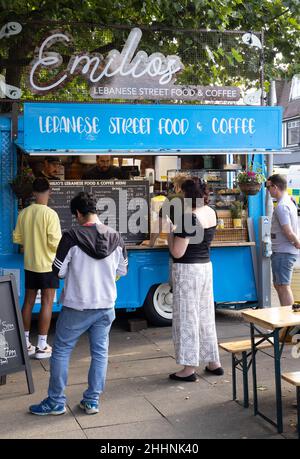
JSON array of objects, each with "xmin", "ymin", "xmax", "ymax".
[
  {"xmin": 238, "ymin": 182, "xmax": 262, "ymax": 196},
  {"xmin": 237, "ymin": 169, "xmax": 265, "ymax": 196}
]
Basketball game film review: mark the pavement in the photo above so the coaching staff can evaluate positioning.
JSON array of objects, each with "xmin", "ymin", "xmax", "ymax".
[{"xmin": 1, "ymin": 290, "xmax": 300, "ymax": 440}]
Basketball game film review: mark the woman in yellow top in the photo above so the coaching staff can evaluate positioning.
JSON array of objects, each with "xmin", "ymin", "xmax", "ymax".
[{"xmin": 13, "ymin": 178, "xmax": 62, "ymax": 359}]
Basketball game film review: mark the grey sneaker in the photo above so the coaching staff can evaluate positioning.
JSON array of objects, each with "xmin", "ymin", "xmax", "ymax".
[{"xmin": 79, "ymin": 399, "xmax": 99, "ymax": 415}]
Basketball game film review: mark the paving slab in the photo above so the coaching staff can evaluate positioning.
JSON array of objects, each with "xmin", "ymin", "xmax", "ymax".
[
  {"xmin": 65, "ymin": 378, "xmax": 140, "ymax": 405},
  {"xmin": 0, "ymin": 390, "xmax": 80, "ymax": 439},
  {"xmin": 84, "ymin": 419, "xmax": 179, "ymax": 439},
  {"xmin": 56, "ymin": 355, "xmax": 178, "ymax": 388},
  {"xmin": 36, "ymin": 430, "xmax": 87, "ymax": 439},
  {"xmin": 73, "ymin": 395, "xmax": 162, "ymax": 429},
  {"xmin": 109, "ymin": 345, "xmax": 170, "ymax": 363},
  {"xmin": 0, "ymin": 364, "xmax": 49, "ymax": 398},
  {"xmin": 168, "ymin": 400, "xmax": 280, "ymax": 439},
  {"xmin": 1, "ymin": 312, "xmax": 298, "ymax": 439}
]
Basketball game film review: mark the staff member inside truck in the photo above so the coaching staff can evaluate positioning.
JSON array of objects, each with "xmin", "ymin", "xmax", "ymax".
[
  {"xmin": 36, "ymin": 157, "xmax": 61, "ymax": 181},
  {"xmin": 82, "ymin": 155, "xmax": 122, "ymax": 180}
]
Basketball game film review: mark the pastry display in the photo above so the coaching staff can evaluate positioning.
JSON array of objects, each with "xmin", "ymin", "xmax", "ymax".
[
  {"xmin": 206, "ymin": 175, "xmax": 222, "ymax": 182},
  {"xmin": 217, "ymin": 188, "xmax": 240, "ymax": 195}
]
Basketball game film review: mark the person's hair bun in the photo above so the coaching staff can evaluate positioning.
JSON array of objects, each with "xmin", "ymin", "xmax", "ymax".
[{"xmin": 182, "ymin": 177, "xmax": 209, "ymax": 207}]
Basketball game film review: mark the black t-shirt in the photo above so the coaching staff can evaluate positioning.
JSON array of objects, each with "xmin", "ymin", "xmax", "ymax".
[
  {"xmin": 172, "ymin": 212, "xmax": 216, "ymax": 264},
  {"xmin": 82, "ymin": 165, "xmax": 122, "ymax": 180}
]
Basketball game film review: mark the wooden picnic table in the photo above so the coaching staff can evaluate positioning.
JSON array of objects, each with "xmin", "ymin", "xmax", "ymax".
[{"xmin": 242, "ymin": 306, "xmax": 300, "ymax": 434}]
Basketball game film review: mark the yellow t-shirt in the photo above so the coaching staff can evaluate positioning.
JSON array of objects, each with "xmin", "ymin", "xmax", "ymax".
[{"xmin": 13, "ymin": 203, "xmax": 62, "ymax": 273}]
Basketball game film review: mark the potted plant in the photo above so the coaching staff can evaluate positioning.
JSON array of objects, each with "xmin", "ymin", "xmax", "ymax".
[
  {"xmin": 237, "ymin": 168, "xmax": 265, "ymax": 196},
  {"xmin": 231, "ymin": 201, "xmax": 243, "ymax": 228},
  {"xmin": 10, "ymin": 165, "xmax": 35, "ymax": 200}
]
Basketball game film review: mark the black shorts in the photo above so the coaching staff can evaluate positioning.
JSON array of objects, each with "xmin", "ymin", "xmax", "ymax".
[{"xmin": 25, "ymin": 270, "xmax": 59, "ymax": 290}]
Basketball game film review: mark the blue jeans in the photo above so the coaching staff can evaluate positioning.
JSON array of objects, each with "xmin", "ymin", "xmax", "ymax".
[{"xmin": 48, "ymin": 306, "xmax": 115, "ymax": 406}]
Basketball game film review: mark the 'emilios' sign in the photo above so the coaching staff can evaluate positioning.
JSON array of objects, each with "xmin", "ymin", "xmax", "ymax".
[{"xmin": 28, "ymin": 28, "xmax": 240, "ymax": 102}]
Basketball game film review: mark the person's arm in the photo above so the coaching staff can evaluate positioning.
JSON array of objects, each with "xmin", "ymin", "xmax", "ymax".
[
  {"xmin": 168, "ymin": 213, "xmax": 193, "ymax": 259},
  {"xmin": 13, "ymin": 213, "xmax": 23, "ymax": 245},
  {"xmin": 281, "ymin": 224, "xmax": 300, "ymax": 249},
  {"xmin": 276, "ymin": 205, "xmax": 300, "ymax": 249},
  {"xmin": 52, "ymin": 232, "xmax": 75, "ymax": 278},
  {"xmin": 168, "ymin": 231, "xmax": 190, "ymax": 259},
  {"xmin": 116, "ymin": 240, "xmax": 128, "ymax": 277},
  {"xmin": 47, "ymin": 212, "xmax": 62, "ymax": 252},
  {"xmin": 147, "ymin": 216, "xmax": 164, "ymax": 247}
]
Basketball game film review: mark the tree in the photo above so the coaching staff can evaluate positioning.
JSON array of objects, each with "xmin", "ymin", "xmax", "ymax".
[{"xmin": 0, "ymin": 0, "xmax": 299, "ymax": 103}]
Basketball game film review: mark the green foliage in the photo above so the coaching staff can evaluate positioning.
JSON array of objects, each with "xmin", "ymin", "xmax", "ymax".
[
  {"xmin": 0, "ymin": 0, "xmax": 299, "ymax": 100},
  {"xmin": 237, "ymin": 168, "xmax": 266, "ymax": 184},
  {"xmin": 230, "ymin": 200, "xmax": 243, "ymax": 219}
]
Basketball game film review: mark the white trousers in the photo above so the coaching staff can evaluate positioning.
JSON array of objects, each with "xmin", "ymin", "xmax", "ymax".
[{"xmin": 172, "ymin": 262, "xmax": 220, "ymax": 366}]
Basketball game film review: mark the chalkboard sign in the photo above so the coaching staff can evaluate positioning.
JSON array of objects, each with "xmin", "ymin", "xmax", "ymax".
[
  {"xmin": 49, "ymin": 179, "xmax": 150, "ymax": 245},
  {"xmin": 0, "ymin": 275, "xmax": 34, "ymax": 393}
]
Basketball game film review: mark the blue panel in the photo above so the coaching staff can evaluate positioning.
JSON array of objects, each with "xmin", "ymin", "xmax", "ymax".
[
  {"xmin": 211, "ymin": 246, "xmax": 257, "ymax": 302},
  {"xmin": 0, "ymin": 118, "xmax": 18, "ymax": 255},
  {"xmin": 23, "ymin": 103, "xmax": 282, "ymax": 152},
  {"xmin": 247, "ymin": 154, "xmax": 266, "ymax": 250},
  {"xmin": 0, "ymin": 247, "xmax": 257, "ymax": 312},
  {"xmin": 115, "ymin": 249, "xmax": 169, "ymax": 309}
]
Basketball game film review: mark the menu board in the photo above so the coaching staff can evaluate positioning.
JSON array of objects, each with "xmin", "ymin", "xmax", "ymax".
[
  {"xmin": 0, "ymin": 275, "xmax": 34, "ymax": 394},
  {"xmin": 49, "ymin": 179, "xmax": 150, "ymax": 245}
]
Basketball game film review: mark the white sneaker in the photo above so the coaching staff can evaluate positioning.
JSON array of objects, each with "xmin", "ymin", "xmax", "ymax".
[
  {"xmin": 35, "ymin": 345, "xmax": 52, "ymax": 360},
  {"xmin": 27, "ymin": 343, "xmax": 36, "ymax": 357}
]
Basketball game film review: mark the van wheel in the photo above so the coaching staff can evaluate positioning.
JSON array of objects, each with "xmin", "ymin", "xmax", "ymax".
[{"xmin": 143, "ymin": 283, "xmax": 173, "ymax": 327}]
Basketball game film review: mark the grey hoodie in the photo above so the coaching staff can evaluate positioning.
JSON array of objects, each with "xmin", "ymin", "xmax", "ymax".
[{"xmin": 53, "ymin": 223, "xmax": 128, "ymax": 310}]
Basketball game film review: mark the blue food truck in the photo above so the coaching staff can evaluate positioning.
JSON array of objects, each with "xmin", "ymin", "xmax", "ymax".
[{"xmin": 0, "ymin": 102, "xmax": 282, "ymax": 325}]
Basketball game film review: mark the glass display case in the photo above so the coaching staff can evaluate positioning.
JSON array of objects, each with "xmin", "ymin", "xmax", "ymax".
[
  {"xmin": 167, "ymin": 168, "xmax": 244, "ymax": 211},
  {"xmin": 166, "ymin": 167, "xmax": 249, "ymax": 243}
]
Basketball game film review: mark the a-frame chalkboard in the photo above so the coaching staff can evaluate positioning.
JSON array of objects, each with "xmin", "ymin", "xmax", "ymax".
[{"xmin": 0, "ymin": 275, "xmax": 34, "ymax": 394}]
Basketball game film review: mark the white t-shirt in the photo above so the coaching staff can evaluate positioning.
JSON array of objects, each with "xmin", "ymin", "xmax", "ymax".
[{"xmin": 271, "ymin": 193, "xmax": 299, "ymax": 255}]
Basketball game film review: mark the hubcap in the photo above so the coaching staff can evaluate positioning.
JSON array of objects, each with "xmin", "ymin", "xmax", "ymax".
[{"xmin": 153, "ymin": 283, "xmax": 173, "ymax": 320}]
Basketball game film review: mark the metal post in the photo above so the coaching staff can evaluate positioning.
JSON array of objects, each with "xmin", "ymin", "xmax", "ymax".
[
  {"xmin": 251, "ymin": 324, "xmax": 258, "ymax": 416},
  {"xmin": 242, "ymin": 352, "xmax": 249, "ymax": 408},
  {"xmin": 258, "ymin": 216, "xmax": 272, "ymax": 308},
  {"xmin": 297, "ymin": 387, "xmax": 300, "ymax": 439},
  {"xmin": 265, "ymin": 80, "xmax": 276, "ymax": 217},
  {"xmin": 259, "ymin": 29, "xmax": 265, "ymax": 107},
  {"xmin": 232, "ymin": 354, "xmax": 237, "ymax": 401},
  {"xmin": 11, "ymin": 102, "xmax": 19, "ymax": 141},
  {"xmin": 274, "ymin": 329, "xmax": 283, "ymax": 433}
]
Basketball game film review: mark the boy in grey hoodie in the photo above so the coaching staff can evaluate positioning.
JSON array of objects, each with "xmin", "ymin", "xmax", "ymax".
[{"xmin": 29, "ymin": 192, "xmax": 128, "ymax": 416}]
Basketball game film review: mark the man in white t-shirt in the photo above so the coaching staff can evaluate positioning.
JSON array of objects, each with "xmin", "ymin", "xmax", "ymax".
[{"xmin": 267, "ymin": 174, "xmax": 300, "ymax": 306}]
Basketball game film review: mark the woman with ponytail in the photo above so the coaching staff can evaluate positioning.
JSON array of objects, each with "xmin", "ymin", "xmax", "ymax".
[{"xmin": 168, "ymin": 178, "xmax": 223, "ymax": 381}]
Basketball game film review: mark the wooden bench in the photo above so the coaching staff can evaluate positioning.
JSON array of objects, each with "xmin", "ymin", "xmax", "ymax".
[
  {"xmin": 282, "ymin": 372, "xmax": 300, "ymax": 439},
  {"xmin": 219, "ymin": 338, "xmax": 273, "ymax": 408}
]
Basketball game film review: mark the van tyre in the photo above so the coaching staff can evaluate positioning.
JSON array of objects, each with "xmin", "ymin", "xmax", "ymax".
[{"xmin": 143, "ymin": 283, "xmax": 173, "ymax": 327}]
